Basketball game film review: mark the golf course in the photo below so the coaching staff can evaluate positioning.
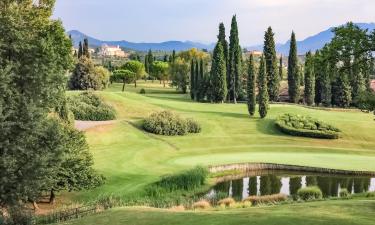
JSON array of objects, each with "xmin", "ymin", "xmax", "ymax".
[{"xmin": 61, "ymin": 81, "xmax": 375, "ymax": 224}]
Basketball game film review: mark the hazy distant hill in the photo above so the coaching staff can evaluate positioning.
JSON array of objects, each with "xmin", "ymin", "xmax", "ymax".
[
  {"xmin": 68, "ymin": 23, "xmax": 375, "ymax": 54},
  {"xmin": 247, "ymin": 23, "xmax": 375, "ymax": 55}
]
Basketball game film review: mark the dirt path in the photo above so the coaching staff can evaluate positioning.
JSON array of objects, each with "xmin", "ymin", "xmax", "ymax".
[{"xmin": 74, "ymin": 120, "xmax": 117, "ymax": 131}]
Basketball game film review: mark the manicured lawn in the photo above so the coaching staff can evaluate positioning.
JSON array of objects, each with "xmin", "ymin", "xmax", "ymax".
[
  {"xmin": 61, "ymin": 199, "xmax": 375, "ymax": 225},
  {"xmin": 66, "ymin": 81, "xmax": 375, "ymax": 202}
]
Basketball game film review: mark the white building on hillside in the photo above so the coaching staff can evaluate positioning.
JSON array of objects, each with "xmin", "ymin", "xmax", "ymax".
[{"xmin": 98, "ymin": 44, "xmax": 127, "ymax": 57}]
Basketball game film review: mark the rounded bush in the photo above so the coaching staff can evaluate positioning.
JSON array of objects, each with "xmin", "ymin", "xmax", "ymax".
[
  {"xmin": 143, "ymin": 111, "xmax": 201, "ymax": 136},
  {"xmin": 297, "ymin": 186, "xmax": 323, "ymax": 200},
  {"xmin": 140, "ymin": 88, "xmax": 146, "ymax": 94},
  {"xmin": 339, "ymin": 188, "xmax": 350, "ymax": 198},
  {"xmin": 275, "ymin": 113, "xmax": 340, "ymax": 139},
  {"xmin": 68, "ymin": 92, "xmax": 116, "ymax": 121}
]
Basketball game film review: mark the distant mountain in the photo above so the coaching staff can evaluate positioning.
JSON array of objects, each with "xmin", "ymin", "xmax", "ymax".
[
  {"xmin": 69, "ymin": 23, "xmax": 375, "ymax": 53},
  {"xmin": 247, "ymin": 23, "xmax": 375, "ymax": 55},
  {"xmin": 68, "ymin": 30, "xmax": 214, "ymax": 52}
]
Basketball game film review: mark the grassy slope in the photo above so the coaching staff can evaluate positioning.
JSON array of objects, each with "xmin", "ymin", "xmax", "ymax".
[
  {"xmin": 62, "ymin": 199, "xmax": 375, "ymax": 225},
  {"xmin": 67, "ymin": 81, "xmax": 375, "ymax": 202}
]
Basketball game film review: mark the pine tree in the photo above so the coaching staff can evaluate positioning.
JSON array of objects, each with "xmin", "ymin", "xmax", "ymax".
[
  {"xmin": 304, "ymin": 51, "xmax": 315, "ymax": 106},
  {"xmin": 263, "ymin": 27, "xmax": 279, "ymax": 101},
  {"xmin": 190, "ymin": 59, "xmax": 195, "ymax": 100},
  {"xmin": 247, "ymin": 54, "xmax": 256, "ymax": 116},
  {"xmin": 78, "ymin": 41, "xmax": 83, "ymax": 58},
  {"xmin": 279, "ymin": 56, "xmax": 283, "ymax": 80},
  {"xmin": 228, "ymin": 15, "xmax": 242, "ymax": 103},
  {"xmin": 83, "ymin": 38, "xmax": 90, "ymax": 58},
  {"xmin": 195, "ymin": 60, "xmax": 199, "ymax": 100},
  {"xmin": 258, "ymin": 56, "xmax": 269, "ymax": 118},
  {"xmin": 288, "ymin": 31, "xmax": 300, "ymax": 103},
  {"xmin": 210, "ymin": 42, "xmax": 227, "ymax": 103}
]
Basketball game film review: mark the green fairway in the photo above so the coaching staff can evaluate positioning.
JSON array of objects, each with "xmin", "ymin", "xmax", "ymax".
[
  {"xmin": 66, "ymin": 81, "xmax": 375, "ymax": 202},
  {"xmin": 61, "ymin": 199, "xmax": 375, "ymax": 225}
]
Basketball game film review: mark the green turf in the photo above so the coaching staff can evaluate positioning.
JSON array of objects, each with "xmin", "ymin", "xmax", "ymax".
[
  {"xmin": 66, "ymin": 81, "xmax": 375, "ymax": 201},
  {"xmin": 61, "ymin": 199, "xmax": 375, "ymax": 225}
]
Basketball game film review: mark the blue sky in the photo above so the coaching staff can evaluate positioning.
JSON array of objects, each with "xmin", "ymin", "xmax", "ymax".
[{"xmin": 53, "ymin": 0, "xmax": 375, "ymax": 46}]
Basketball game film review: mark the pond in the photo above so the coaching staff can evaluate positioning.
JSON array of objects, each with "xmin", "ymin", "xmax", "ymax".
[{"xmin": 205, "ymin": 170, "xmax": 375, "ymax": 201}]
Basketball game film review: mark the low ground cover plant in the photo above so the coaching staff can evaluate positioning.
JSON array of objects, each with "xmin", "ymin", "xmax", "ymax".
[
  {"xmin": 243, "ymin": 194, "xmax": 288, "ymax": 205},
  {"xmin": 275, "ymin": 113, "xmax": 340, "ymax": 139},
  {"xmin": 68, "ymin": 92, "xmax": 116, "ymax": 121},
  {"xmin": 143, "ymin": 111, "xmax": 201, "ymax": 136},
  {"xmin": 297, "ymin": 186, "xmax": 323, "ymax": 200}
]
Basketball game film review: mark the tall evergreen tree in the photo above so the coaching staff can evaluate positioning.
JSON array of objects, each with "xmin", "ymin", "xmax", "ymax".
[
  {"xmin": 195, "ymin": 60, "xmax": 199, "ymax": 100},
  {"xmin": 83, "ymin": 38, "xmax": 90, "ymax": 58},
  {"xmin": 210, "ymin": 42, "xmax": 227, "ymax": 103},
  {"xmin": 197, "ymin": 59, "xmax": 204, "ymax": 101},
  {"xmin": 247, "ymin": 54, "xmax": 256, "ymax": 116},
  {"xmin": 304, "ymin": 51, "xmax": 315, "ymax": 106},
  {"xmin": 321, "ymin": 63, "xmax": 332, "ymax": 106},
  {"xmin": 218, "ymin": 23, "xmax": 229, "ymax": 68},
  {"xmin": 288, "ymin": 31, "xmax": 300, "ymax": 103},
  {"xmin": 228, "ymin": 15, "xmax": 242, "ymax": 103},
  {"xmin": 78, "ymin": 41, "xmax": 83, "ymax": 58},
  {"xmin": 258, "ymin": 56, "xmax": 269, "ymax": 118},
  {"xmin": 263, "ymin": 27, "xmax": 279, "ymax": 101},
  {"xmin": 144, "ymin": 56, "xmax": 149, "ymax": 74},
  {"xmin": 279, "ymin": 56, "xmax": 283, "ymax": 80},
  {"xmin": 190, "ymin": 59, "xmax": 195, "ymax": 100}
]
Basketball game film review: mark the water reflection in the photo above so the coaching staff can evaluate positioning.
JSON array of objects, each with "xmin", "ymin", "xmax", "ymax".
[{"xmin": 208, "ymin": 171, "xmax": 374, "ymax": 200}]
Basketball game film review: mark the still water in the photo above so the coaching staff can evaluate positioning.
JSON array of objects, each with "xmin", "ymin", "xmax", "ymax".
[{"xmin": 206, "ymin": 170, "xmax": 375, "ymax": 201}]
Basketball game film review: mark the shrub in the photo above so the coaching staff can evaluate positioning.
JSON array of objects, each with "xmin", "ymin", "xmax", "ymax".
[
  {"xmin": 366, "ymin": 192, "xmax": 375, "ymax": 198},
  {"xmin": 339, "ymin": 188, "xmax": 350, "ymax": 198},
  {"xmin": 275, "ymin": 113, "xmax": 340, "ymax": 139},
  {"xmin": 297, "ymin": 186, "xmax": 323, "ymax": 200},
  {"xmin": 243, "ymin": 194, "xmax": 287, "ymax": 205},
  {"xmin": 218, "ymin": 198, "xmax": 235, "ymax": 207},
  {"xmin": 95, "ymin": 195, "xmax": 124, "ymax": 210},
  {"xmin": 140, "ymin": 88, "xmax": 146, "ymax": 94},
  {"xmin": 193, "ymin": 200, "xmax": 211, "ymax": 210},
  {"xmin": 143, "ymin": 111, "xmax": 201, "ymax": 136},
  {"xmin": 148, "ymin": 166, "xmax": 208, "ymax": 194},
  {"xmin": 68, "ymin": 92, "xmax": 116, "ymax": 121}
]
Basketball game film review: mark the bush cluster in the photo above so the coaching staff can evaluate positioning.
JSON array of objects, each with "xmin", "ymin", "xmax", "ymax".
[
  {"xmin": 143, "ymin": 111, "xmax": 201, "ymax": 136},
  {"xmin": 243, "ymin": 194, "xmax": 288, "ymax": 205},
  {"xmin": 339, "ymin": 188, "xmax": 350, "ymax": 198},
  {"xmin": 275, "ymin": 113, "xmax": 340, "ymax": 139},
  {"xmin": 297, "ymin": 186, "xmax": 323, "ymax": 200},
  {"xmin": 68, "ymin": 92, "xmax": 116, "ymax": 121}
]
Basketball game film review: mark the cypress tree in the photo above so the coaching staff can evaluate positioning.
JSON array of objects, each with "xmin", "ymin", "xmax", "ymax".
[
  {"xmin": 321, "ymin": 63, "xmax": 332, "ymax": 106},
  {"xmin": 190, "ymin": 59, "xmax": 195, "ymax": 100},
  {"xmin": 279, "ymin": 56, "xmax": 283, "ymax": 80},
  {"xmin": 195, "ymin": 60, "xmax": 199, "ymax": 100},
  {"xmin": 78, "ymin": 41, "xmax": 83, "ymax": 58},
  {"xmin": 228, "ymin": 15, "xmax": 242, "ymax": 103},
  {"xmin": 288, "ymin": 31, "xmax": 300, "ymax": 103},
  {"xmin": 247, "ymin": 54, "xmax": 256, "ymax": 116},
  {"xmin": 83, "ymin": 38, "xmax": 90, "ymax": 58},
  {"xmin": 258, "ymin": 56, "xmax": 269, "ymax": 118},
  {"xmin": 197, "ymin": 59, "xmax": 204, "ymax": 101},
  {"xmin": 144, "ymin": 56, "xmax": 149, "ymax": 74},
  {"xmin": 263, "ymin": 27, "xmax": 279, "ymax": 101},
  {"xmin": 210, "ymin": 42, "xmax": 227, "ymax": 103},
  {"xmin": 304, "ymin": 51, "xmax": 315, "ymax": 106}
]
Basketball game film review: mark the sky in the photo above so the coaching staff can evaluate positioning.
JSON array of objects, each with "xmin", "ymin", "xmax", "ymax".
[{"xmin": 53, "ymin": 0, "xmax": 375, "ymax": 46}]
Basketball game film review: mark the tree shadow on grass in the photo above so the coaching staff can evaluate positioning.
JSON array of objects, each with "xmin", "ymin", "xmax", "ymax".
[{"xmin": 255, "ymin": 118, "xmax": 285, "ymax": 136}]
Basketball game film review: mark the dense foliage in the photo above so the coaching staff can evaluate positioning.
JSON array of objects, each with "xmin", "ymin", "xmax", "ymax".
[
  {"xmin": 258, "ymin": 56, "xmax": 269, "ymax": 118},
  {"xmin": 111, "ymin": 69, "xmax": 136, "ymax": 91},
  {"xmin": 264, "ymin": 27, "xmax": 280, "ymax": 101},
  {"xmin": 297, "ymin": 186, "xmax": 323, "ymax": 200},
  {"xmin": 228, "ymin": 15, "xmax": 242, "ymax": 103},
  {"xmin": 143, "ymin": 111, "xmax": 201, "ymax": 136},
  {"xmin": 210, "ymin": 42, "xmax": 228, "ymax": 103},
  {"xmin": 275, "ymin": 114, "xmax": 341, "ymax": 139},
  {"xmin": 68, "ymin": 92, "xmax": 116, "ymax": 121},
  {"xmin": 247, "ymin": 54, "xmax": 256, "ymax": 116},
  {"xmin": 304, "ymin": 51, "xmax": 315, "ymax": 106},
  {"xmin": 121, "ymin": 60, "xmax": 145, "ymax": 88},
  {"xmin": 288, "ymin": 32, "xmax": 300, "ymax": 103}
]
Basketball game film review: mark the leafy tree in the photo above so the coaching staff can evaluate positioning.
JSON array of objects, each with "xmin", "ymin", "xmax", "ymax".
[
  {"xmin": 258, "ymin": 56, "xmax": 269, "ymax": 118},
  {"xmin": 69, "ymin": 57, "xmax": 102, "ymax": 90},
  {"xmin": 247, "ymin": 54, "xmax": 256, "ymax": 116},
  {"xmin": 122, "ymin": 60, "xmax": 145, "ymax": 88},
  {"xmin": 263, "ymin": 27, "xmax": 279, "ymax": 101},
  {"xmin": 210, "ymin": 42, "xmax": 227, "ymax": 103},
  {"xmin": 304, "ymin": 51, "xmax": 315, "ymax": 106},
  {"xmin": 170, "ymin": 58, "xmax": 189, "ymax": 93},
  {"xmin": 151, "ymin": 61, "xmax": 169, "ymax": 87},
  {"xmin": 288, "ymin": 31, "xmax": 300, "ymax": 103},
  {"xmin": 190, "ymin": 59, "xmax": 195, "ymax": 100},
  {"xmin": 94, "ymin": 66, "xmax": 110, "ymax": 89},
  {"xmin": 0, "ymin": 0, "xmax": 100, "ymax": 215},
  {"xmin": 178, "ymin": 48, "xmax": 209, "ymax": 62},
  {"xmin": 228, "ymin": 15, "xmax": 242, "ymax": 103},
  {"xmin": 356, "ymin": 90, "xmax": 375, "ymax": 118},
  {"xmin": 112, "ymin": 70, "xmax": 136, "ymax": 91}
]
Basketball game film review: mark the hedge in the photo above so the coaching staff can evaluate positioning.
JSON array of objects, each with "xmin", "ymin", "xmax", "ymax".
[{"xmin": 275, "ymin": 113, "xmax": 340, "ymax": 139}]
